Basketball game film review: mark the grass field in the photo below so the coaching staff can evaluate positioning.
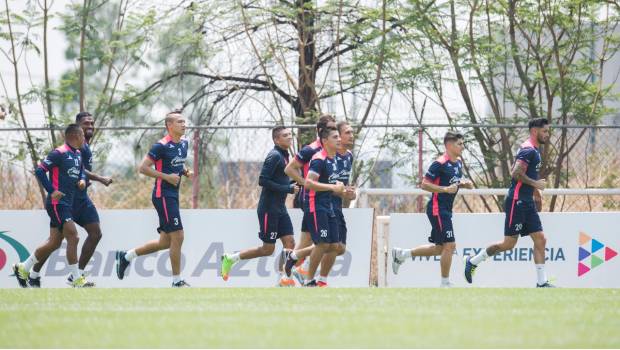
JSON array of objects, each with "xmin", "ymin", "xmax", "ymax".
[{"xmin": 1, "ymin": 288, "xmax": 619, "ymax": 348}]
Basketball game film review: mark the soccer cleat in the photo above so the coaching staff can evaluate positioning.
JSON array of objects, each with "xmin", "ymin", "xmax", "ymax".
[
  {"xmin": 317, "ymin": 281, "xmax": 328, "ymax": 288},
  {"xmin": 221, "ymin": 254, "xmax": 235, "ymax": 281},
  {"xmin": 28, "ymin": 277, "xmax": 41, "ymax": 288},
  {"xmin": 284, "ymin": 253, "xmax": 298, "ymax": 277},
  {"xmin": 464, "ymin": 256, "xmax": 477, "ymax": 284},
  {"xmin": 115, "ymin": 251, "xmax": 130, "ymax": 280},
  {"xmin": 68, "ymin": 275, "xmax": 94, "ymax": 288},
  {"xmin": 536, "ymin": 281, "xmax": 557, "ymax": 288},
  {"xmin": 172, "ymin": 280, "xmax": 190, "ymax": 288},
  {"xmin": 278, "ymin": 276, "xmax": 296, "ymax": 287},
  {"xmin": 440, "ymin": 282, "xmax": 455, "ymax": 288},
  {"xmin": 291, "ymin": 266, "xmax": 307, "ymax": 285},
  {"xmin": 11, "ymin": 263, "xmax": 29, "ymax": 288},
  {"xmin": 391, "ymin": 247, "xmax": 406, "ymax": 275},
  {"xmin": 303, "ymin": 279, "xmax": 317, "ymax": 287}
]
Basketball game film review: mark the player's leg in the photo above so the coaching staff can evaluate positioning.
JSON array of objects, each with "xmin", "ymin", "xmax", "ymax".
[
  {"xmin": 527, "ymin": 204, "xmax": 553, "ymax": 287},
  {"xmin": 316, "ymin": 215, "xmax": 340, "ymax": 287},
  {"xmin": 439, "ymin": 242, "xmax": 456, "ymax": 287},
  {"xmin": 77, "ymin": 200, "xmax": 102, "ymax": 276},
  {"xmin": 221, "ymin": 211, "xmax": 277, "ymax": 281},
  {"xmin": 284, "ymin": 211, "xmax": 314, "ymax": 279},
  {"xmin": 277, "ymin": 234, "xmax": 296, "ymax": 286},
  {"xmin": 13, "ymin": 227, "xmax": 63, "ymax": 288},
  {"xmin": 465, "ymin": 197, "xmax": 523, "ymax": 283},
  {"xmin": 392, "ymin": 209, "xmax": 444, "ymax": 274},
  {"xmin": 168, "ymin": 229, "xmax": 189, "ymax": 287},
  {"xmin": 116, "ymin": 231, "xmax": 170, "ymax": 280},
  {"xmin": 61, "ymin": 219, "xmax": 88, "ymax": 287}
]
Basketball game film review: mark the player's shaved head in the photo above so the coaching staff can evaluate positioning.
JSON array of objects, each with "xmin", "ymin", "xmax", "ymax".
[
  {"xmin": 165, "ymin": 109, "xmax": 183, "ymax": 129},
  {"xmin": 65, "ymin": 124, "xmax": 83, "ymax": 137}
]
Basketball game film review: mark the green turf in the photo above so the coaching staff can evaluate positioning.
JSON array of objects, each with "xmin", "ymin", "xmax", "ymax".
[{"xmin": 0, "ymin": 288, "xmax": 618, "ymax": 348}]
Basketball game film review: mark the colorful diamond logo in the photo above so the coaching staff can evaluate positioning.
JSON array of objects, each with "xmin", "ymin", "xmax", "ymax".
[{"xmin": 578, "ymin": 231, "xmax": 617, "ymax": 277}]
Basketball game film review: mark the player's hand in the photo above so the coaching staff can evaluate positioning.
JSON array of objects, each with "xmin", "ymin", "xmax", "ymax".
[
  {"xmin": 333, "ymin": 181, "xmax": 345, "ymax": 194},
  {"xmin": 291, "ymin": 184, "xmax": 300, "ymax": 195},
  {"xmin": 164, "ymin": 173, "xmax": 181, "ymax": 186},
  {"xmin": 51, "ymin": 190, "xmax": 64, "ymax": 200},
  {"xmin": 534, "ymin": 189, "xmax": 543, "ymax": 212},
  {"xmin": 459, "ymin": 179, "xmax": 474, "ymax": 189},
  {"xmin": 345, "ymin": 186, "xmax": 356, "ymax": 199},
  {"xmin": 444, "ymin": 184, "xmax": 458, "ymax": 194},
  {"xmin": 183, "ymin": 169, "xmax": 193, "ymax": 179},
  {"xmin": 534, "ymin": 179, "xmax": 547, "ymax": 191},
  {"xmin": 77, "ymin": 180, "xmax": 86, "ymax": 190},
  {"xmin": 100, "ymin": 176, "xmax": 113, "ymax": 187}
]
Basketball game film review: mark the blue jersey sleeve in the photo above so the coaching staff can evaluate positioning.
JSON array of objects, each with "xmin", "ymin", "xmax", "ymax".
[
  {"xmin": 516, "ymin": 148, "xmax": 535, "ymax": 166},
  {"xmin": 295, "ymin": 145, "xmax": 316, "ymax": 165},
  {"xmin": 148, "ymin": 143, "xmax": 164, "ymax": 161},
  {"xmin": 308, "ymin": 158, "xmax": 324, "ymax": 177},
  {"xmin": 259, "ymin": 151, "xmax": 293, "ymax": 193},
  {"xmin": 35, "ymin": 150, "xmax": 62, "ymax": 194},
  {"xmin": 424, "ymin": 161, "xmax": 442, "ymax": 181},
  {"xmin": 82, "ymin": 144, "xmax": 93, "ymax": 172}
]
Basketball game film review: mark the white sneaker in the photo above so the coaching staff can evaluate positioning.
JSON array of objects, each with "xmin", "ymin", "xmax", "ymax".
[
  {"xmin": 440, "ymin": 282, "xmax": 455, "ymax": 288},
  {"xmin": 391, "ymin": 247, "xmax": 406, "ymax": 275}
]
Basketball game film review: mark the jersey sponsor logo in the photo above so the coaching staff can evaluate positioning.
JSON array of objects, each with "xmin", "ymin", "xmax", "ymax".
[
  {"xmin": 67, "ymin": 167, "xmax": 81, "ymax": 179},
  {"xmin": 171, "ymin": 156, "xmax": 186, "ymax": 167}
]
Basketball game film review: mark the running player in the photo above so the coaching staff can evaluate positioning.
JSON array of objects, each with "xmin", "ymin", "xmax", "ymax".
[
  {"xmin": 465, "ymin": 118, "xmax": 555, "ymax": 287},
  {"xmin": 391, "ymin": 131, "xmax": 473, "ymax": 287},
  {"xmin": 284, "ymin": 114, "xmax": 335, "ymax": 279},
  {"xmin": 27, "ymin": 112, "xmax": 113, "ymax": 288},
  {"xmin": 285, "ymin": 121, "xmax": 356, "ymax": 286},
  {"xmin": 115, "ymin": 110, "xmax": 192, "ymax": 287},
  {"xmin": 12, "ymin": 124, "xmax": 90, "ymax": 287},
  {"xmin": 300, "ymin": 127, "xmax": 345, "ymax": 287},
  {"xmin": 220, "ymin": 126, "xmax": 299, "ymax": 286}
]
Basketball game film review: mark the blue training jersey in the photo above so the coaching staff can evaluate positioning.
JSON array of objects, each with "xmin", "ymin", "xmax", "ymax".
[
  {"xmin": 424, "ymin": 154, "xmax": 463, "ymax": 214},
  {"xmin": 507, "ymin": 138, "xmax": 541, "ymax": 202},
  {"xmin": 147, "ymin": 135, "xmax": 189, "ymax": 199},
  {"xmin": 306, "ymin": 149, "xmax": 338, "ymax": 213},
  {"xmin": 332, "ymin": 150, "xmax": 353, "ymax": 211},
  {"xmin": 35, "ymin": 143, "xmax": 84, "ymax": 206}
]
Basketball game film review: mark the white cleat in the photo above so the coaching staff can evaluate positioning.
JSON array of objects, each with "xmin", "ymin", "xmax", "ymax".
[
  {"xmin": 440, "ymin": 282, "xmax": 455, "ymax": 288},
  {"xmin": 391, "ymin": 247, "xmax": 406, "ymax": 275}
]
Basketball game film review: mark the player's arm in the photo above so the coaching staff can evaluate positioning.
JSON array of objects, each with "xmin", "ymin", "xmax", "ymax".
[
  {"xmin": 284, "ymin": 157, "xmax": 305, "ymax": 186},
  {"xmin": 34, "ymin": 151, "xmax": 64, "ymax": 200},
  {"xmin": 510, "ymin": 160, "xmax": 546, "ymax": 190},
  {"xmin": 260, "ymin": 153, "xmax": 295, "ymax": 193},
  {"xmin": 138, "ymin": 156, "xmax": 179, "ymax": 186},
  {"xmin": 420, "ymin": 161, "xmax": 457, "ymax": 194},
  {"xmin": 304, "ymin": 172, "xmax": 344, "ymax": 194},
  {"xmin": 85, "ymin": 169, "xmax": 113, "ymax": 186}
]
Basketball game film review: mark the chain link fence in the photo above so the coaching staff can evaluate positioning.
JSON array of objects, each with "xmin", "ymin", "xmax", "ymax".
[{"xmin": 0, "ymin": 124, "xmax": 619, "ymax": 212}]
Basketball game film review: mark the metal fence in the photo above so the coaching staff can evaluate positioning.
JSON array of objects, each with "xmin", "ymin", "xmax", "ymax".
[{"xmin": 0, "ymin": 124, "xmax": 619, "ymax": 212}]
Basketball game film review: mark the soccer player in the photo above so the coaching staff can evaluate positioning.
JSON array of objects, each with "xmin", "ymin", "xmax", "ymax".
[
  {"xmin": 27, "ymin": 112, "xmax": 113, "ymax": 288},
  {"xmin": 464, "ymin": 118, "xmax": 555, "ymax": 287},
  {"xmin": 12, "ymin": 124, "xmax": 90, "ymax": 288},
  {"xmin": 284, "ymin": 114, "xmax": 336, "ymax": 279},
  {"xmin": 220, "ymin": 126, "xmax": 299, "ymax": 286},
  {"xmin": 391, "ymin": 131, "xmax": 473, "ymax": 287},
  {"xmin": 115, "ymin": 110, "xmax": 192, "ymax": 287},
  {"xmin": 285, "ymin": 121, "xmax": 356, "ymax": 286},
  {"xmin": 300, "ymin": 127, "xmax": 345, "ymax": 287}
]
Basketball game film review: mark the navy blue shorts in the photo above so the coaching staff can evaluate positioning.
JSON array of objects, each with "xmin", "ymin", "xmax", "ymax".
[
  {"xmin": 335, "ymin": 210, "xmax": 347, "ymax": 245},
  {"xmin": 504, "ymin": 197, "xmax": 542, "ymax": 236},
  {"xmin": 258, "ymin": 210, "xmax": 294, "ymax": 244},
  {"xmin": 45, "ymin": 202, "xmax": 73, "ymax": 230},
  {"xmin": 72, "ymin": 196, "xmax": 100, "ymax": 227},
  {"xmin": 152, "ymin": 196, "xmax": 183, "ymax": 234},
  {"xmin": 306, "ymin": 209, "xmax": 339, "ymax": 244},
  {"xmin": 426, "ymin": 207, "xmax": 455, "ymax": 244}
]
